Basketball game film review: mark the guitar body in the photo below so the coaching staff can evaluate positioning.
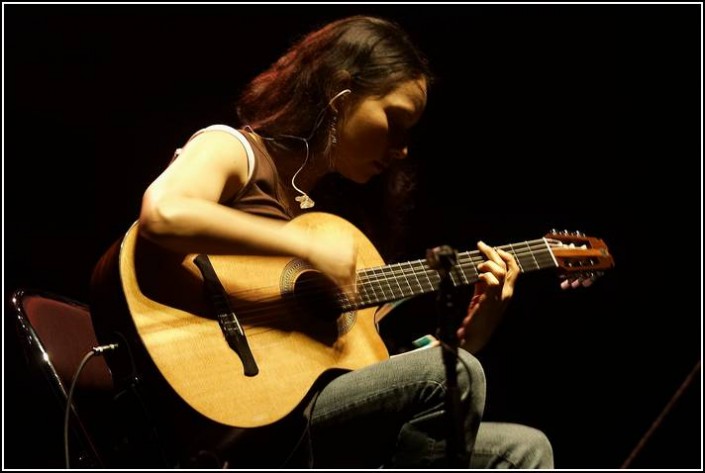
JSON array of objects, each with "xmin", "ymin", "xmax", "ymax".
[
  {"xmin": 99, "ymin": 212, "xmax": 389, "ymax": 429},
  {"xmin": 92, "ymin": 209, "xmax": 612, "ymax": 434}
]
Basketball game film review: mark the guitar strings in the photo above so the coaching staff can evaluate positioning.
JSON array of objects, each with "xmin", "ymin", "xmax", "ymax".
[
  {"xmin": 220, "ymin": 238, "xmax": 554, "ymax": 302},
  {"xmin": 223, "ymin": 242, "xmax": 555, "ymax": 319},
  {"xmin": 212, "ymin": 243, "xmax": 557, "ymax": 327},
  {"xmin": 228, "ymin": 239, "xmax": 603, "ymax": 331},
  {"xmin": 215, "ymin": 240, "xmax": 554, "ymax": 309}
]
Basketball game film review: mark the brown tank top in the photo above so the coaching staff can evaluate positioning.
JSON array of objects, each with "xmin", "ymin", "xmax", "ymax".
[
  {"xmin": 176, "ymin": 125, "xmax": 292, "ymax": 221},
  {"xmin": 226, "ymin": 131, "xmax": 292, "ymax": 221}
]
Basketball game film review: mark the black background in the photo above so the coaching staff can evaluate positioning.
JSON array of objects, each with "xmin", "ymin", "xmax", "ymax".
[{"xmin": 4, "ymin": 4, "xmax": 702, "ymax": 469}]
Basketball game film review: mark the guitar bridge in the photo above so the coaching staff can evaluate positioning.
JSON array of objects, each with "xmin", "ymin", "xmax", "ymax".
[{"xmin": 193, "ymin": 254, "xmax": 259, "ymax": 377}]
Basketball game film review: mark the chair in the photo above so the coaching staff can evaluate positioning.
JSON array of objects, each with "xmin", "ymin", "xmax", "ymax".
[{"xmin": 10, "ymin": 288, "xmax": 115, "ymax": 468}]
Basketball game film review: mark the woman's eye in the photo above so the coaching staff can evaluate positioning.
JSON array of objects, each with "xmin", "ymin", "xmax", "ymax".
[
  {"xmin": 390, "ymin": 124, "xmax": 409, "ymax": 146},
  {"xmin": 388, "ymin": 120, "xmax": 404, "ymax": 137}
]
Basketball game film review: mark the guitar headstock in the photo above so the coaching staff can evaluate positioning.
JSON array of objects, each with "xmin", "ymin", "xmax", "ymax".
[{"xmin": 545, "ymin": 230, "xmax": 615, "ymax": 288}]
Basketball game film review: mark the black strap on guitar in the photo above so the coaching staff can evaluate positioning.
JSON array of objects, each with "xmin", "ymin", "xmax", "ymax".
[{"xmin": 193, "ymin": 254, "xmax": 259, "ymax": 377}]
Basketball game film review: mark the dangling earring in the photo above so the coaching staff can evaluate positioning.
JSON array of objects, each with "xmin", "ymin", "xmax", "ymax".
[
  {"xmin": 327, "ymin": 114, "xmax": 339, "ymax": 170},
  {"xmin": 329, "ymin": 114, "xmax": 338, "ymax": 146}
]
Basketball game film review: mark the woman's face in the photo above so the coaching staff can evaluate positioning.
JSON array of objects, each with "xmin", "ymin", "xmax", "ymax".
[{"xmin": 333, "ymin": 78, "xmax": 427, "ymax": 184}]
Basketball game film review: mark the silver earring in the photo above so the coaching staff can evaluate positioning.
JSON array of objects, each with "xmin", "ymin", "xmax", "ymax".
[{"xmin": 329, "ymin": 114, "xmax": 338, "ymax": 146}]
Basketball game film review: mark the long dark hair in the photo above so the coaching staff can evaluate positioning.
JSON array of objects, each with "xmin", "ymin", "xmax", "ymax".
[
  {"xmin": 237, "ymin": 15, "xmax": 432, "ymax": 151},
  {"xmin": 238, "ymin": 16, "xmax": 432, "ymax": 260}
]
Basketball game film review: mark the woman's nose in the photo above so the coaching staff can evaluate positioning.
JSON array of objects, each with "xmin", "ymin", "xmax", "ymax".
[{"xmin": 390, "ymin": 147, "xmax": 408, "ymax": 160}]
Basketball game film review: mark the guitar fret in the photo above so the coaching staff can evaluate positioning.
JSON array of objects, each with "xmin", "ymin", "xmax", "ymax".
[
  {"xmin": 367, "ymin": 266, "xmax": 394, "ymax": 303},
  {"xmin": 457, "ymin": 252, "xmax": 480, "ymax": 285},
  {"xmin": 536, "ymin": 255, "xmax": 555, "ymax": 268},
  {"xmin": 457, "ymin": 258, "xmax": 470, "ymax": 285},
  {"xmin": 535, "ymin": 243, "xmax": 556, "ymax": 268},
  {"xmin": 411, "ymin": 260, "xmax": 431, "ymax": 293},
  {"xmin": 389, "ymin": 263, "xmax": 407, "ymax": 298},
  {"xmin": 531, "ymin": 242, "xmax": 545, "ymax": 270},
  {"xmin": 528, "ymin": 241, "xmax": 544, "ymax": 270},
  {"xmin": 535, "ymin": 243, "xmax": 551, "ymax": 268},
  {"xmin": 449, "ymin": 269, "xmax": 462, "ymax": 287},
  {"xmin": 420, "ymin": 261, "xmax": 438, "ymax": 292},
  {"xmin": 457, "ymin": 252, "xmax": 478, "ymax": 285},
  {"xmin": 405, "ymin": 260, "xmax": 428, "ymax": 295},
  {"xmin": 356, "ymin": 275, "xmax": 374, "ymax": 306},
  {"xmin": 379, "ymin": 266, "xmax": 397, "ymax": 300},
  {"xmin": 368, "ymin": 269, "xmax": 387, "ymax": 304},
  {"xmin": 509, "ymin": 243, "xmax": 524, "ymax": 272},
  {"xmin": 514, "ymin": 241, "xmax": 535, "ymax": 272},
  {"xmin": 397, "ymin": 262, "xmax": 413, "ymax": 295}
]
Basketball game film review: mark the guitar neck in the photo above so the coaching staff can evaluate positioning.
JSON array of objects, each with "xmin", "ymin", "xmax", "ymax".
[{"xmin": 343, "ymin": 238, "xmax": 557, "ymax": 311}]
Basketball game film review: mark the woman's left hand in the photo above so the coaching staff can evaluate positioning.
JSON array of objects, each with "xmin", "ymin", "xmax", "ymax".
[{"xmin": 457, "ymin": 241, "xmax": 520, "ymax": 352}]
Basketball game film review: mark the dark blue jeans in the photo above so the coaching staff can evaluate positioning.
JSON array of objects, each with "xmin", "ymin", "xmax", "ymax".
[{"xmin": 310, "ymin": 347, "xmax": 553, "ymax": 468}]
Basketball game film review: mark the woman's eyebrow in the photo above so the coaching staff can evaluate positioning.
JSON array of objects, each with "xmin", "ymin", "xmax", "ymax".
[{"xmin": 388, "ymin": 104, "xmax": 423, "ymax": 127}]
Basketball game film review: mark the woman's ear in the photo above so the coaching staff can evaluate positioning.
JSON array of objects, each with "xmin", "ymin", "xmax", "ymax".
[
  {"xmin": 334, "ymin": 69, "xmax": 353, "ymax": 86},
  {"xmin": 329, "ymin": 70, "xmax": 353, "ymax": 113},
  {"xmin": 328, "ymin": 89, "xmax": 352, "ymax": 114}
]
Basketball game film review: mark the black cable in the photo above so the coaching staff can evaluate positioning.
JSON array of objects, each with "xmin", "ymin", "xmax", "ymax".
[
  {"xmin": 64, "ymin": 344, "xmax": 118, "ymax": 469},
  {"xmin": 280, "ymin": 389, "xmax": 321, "ymax": 468}
]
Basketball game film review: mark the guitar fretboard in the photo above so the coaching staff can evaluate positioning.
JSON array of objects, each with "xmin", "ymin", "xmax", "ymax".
[{"xmin": 341, "ymin": 238, "xmax": 557, "ymax": 311}]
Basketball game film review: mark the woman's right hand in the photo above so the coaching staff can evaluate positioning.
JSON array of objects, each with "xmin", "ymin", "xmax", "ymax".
[{"xmin": 304, "ymin": 230, "xmax": 358, "ymax": 298}]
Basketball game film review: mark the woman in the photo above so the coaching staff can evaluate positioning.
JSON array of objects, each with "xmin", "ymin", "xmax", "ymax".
[{"xmin": 92, "ymin": 15, "xmax": 553, "ymax": 468}]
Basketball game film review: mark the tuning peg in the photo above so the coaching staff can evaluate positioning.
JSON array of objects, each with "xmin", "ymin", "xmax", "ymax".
[
  {"xmin": 560, "ymin": 277, "xmax": 580, "ymax": 290},
  {"xmin": 584, "ymin": 271, "xmax": 604, "ymax": 286},
  {"xmin": 560, "ymin": 273, "xmax": 599, "ymax": 290}
]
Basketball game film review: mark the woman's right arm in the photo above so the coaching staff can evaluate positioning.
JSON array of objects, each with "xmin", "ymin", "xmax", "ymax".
[{"xmin": 138, "ymin": 130, "xmax": 356, "ymax": 287}]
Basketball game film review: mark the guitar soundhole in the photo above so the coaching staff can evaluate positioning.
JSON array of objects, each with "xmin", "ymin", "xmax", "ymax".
[{"xmin": 293, "ymin": 271, "xmax": 344, "ymax": 322}]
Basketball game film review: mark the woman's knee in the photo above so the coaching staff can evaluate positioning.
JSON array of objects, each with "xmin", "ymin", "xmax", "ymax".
[
  {"xmin": 456, "ymin": 349, "xmax": 486, "ymax": 418},
  {"xmin": 392, "ymin": 347, "xmax": 486, "ymax": 419},
  {"xmin": 473, "ymin": 422, "xmax": 554, "ymax": 469},
  {"xmin": 518, "ymin": 425, "xmax": 553, "ymax": 468}
]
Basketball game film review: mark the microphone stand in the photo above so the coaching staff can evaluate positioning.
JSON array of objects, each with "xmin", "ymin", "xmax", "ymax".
[{"xmin": 426, "ymin": 245, "xmax": 469, "ymax": 468}]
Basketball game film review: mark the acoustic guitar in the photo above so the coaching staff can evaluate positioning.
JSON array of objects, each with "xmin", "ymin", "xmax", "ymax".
[{"xmin": 96, "ymin": 212, "xmax": 613, "ymax": 428}]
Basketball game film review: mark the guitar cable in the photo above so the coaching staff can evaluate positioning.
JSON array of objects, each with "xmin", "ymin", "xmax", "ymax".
[
  {"xmin": 279, "ymin": 389, "xmax": 322, "ymax": 468},
  {"xmin": 110, "ymin": 330, "xmax": 172, "ymax": 467},
  {"xmin": 64, "ymin": 343, "xmax": 119, "ymax": 469}
]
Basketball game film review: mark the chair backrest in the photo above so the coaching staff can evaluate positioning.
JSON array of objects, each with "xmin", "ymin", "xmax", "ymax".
[{"xmin": 10, "ymin": 288, "xmax": 114, "ymax": 467}]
